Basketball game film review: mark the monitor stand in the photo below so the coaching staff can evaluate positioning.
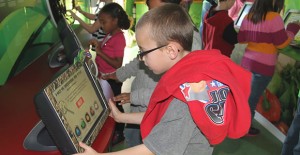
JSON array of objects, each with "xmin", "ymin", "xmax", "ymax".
[
  {"xmin": 48, "ymin": 42, "xmax": 67, "ymax": 68},
  {"xmin": 23, "ymin": 120, "xmax": 58, "ymax": 151}
]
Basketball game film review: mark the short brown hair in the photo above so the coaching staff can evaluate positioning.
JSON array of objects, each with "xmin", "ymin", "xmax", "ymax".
[{"xmin": 136, "ymin": 4, "xmax": 194, "ymax": 51}]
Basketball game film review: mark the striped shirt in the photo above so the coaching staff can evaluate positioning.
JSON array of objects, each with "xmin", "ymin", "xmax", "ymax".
[
  {"xmin": 91, "ymin": 13, "xmax": 106, "ymax": 51},
  {"xmin": 238, "ymin": 12, "xmax": 300, "ymax": 76}
]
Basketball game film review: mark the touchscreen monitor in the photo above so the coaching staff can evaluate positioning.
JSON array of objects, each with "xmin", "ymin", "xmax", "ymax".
[
  {"xmin": 283, "ymin": 9, "xmax": 300, "ymax": 47},
  {"xmin": 235, "ymin": 2, "xmax": 253, "ymax": 28},
  {"xmin": 34, "ymin": 62, "xmax": 109, "ymax": 154},
  {"xmin": 57, "ymin": 17, "xmax": 83, "ymax": 64}
]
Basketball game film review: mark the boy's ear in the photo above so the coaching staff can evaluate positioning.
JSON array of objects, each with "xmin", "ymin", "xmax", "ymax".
[{"xmin": 166, "ymin": 42, "xmax": 181, "ymax": 60}]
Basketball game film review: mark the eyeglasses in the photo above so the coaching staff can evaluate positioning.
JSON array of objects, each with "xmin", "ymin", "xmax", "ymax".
[{"xmin": 137, "ymin": 45, "xmax": 166, "ymax": 60}]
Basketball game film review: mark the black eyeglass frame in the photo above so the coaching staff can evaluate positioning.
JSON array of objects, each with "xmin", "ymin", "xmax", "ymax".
[{"xmin": 137, "ymin": 45, "xmax": 166, "ymax": 60}]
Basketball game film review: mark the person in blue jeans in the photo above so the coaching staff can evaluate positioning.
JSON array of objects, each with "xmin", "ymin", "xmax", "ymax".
[
  {"xmin": 199, "ymin": 0, "xmax": 217, "ymax": 39},
  {"xmin": 281, "ymin": 90, "xmax": 300, "ymax": 155}
]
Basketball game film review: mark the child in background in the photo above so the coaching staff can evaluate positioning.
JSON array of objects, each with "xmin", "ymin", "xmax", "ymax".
[
  {"xmin": 202, "ymin": 0, "xmax": 238, "ymax": 57},
  {"xmin": 75, "ymin": 4, "xmax": 252, "ymax": 155},
  {"xmin": 238, "ymin": 0, "xmax": 300, "ymax": 136},
  {"xmin": 69, "ymin": 1, "xmax": 112, "ymax": 50},
  {"xmin": 199, "ymin": 0, "xmax": 217, "ymax": 40},
  {"xmin": 89, "ymin": 2, "xmax": 131, "ymax": 145}
]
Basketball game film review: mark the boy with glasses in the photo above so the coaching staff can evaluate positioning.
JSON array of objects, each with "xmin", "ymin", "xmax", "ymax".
[
  {"xmin": 102, "ymin": 0, "xmax": 201, "ymax": 148},
  {"xmin": 75, "ymin": 4, "xmax": 252, "ymax": 155}
]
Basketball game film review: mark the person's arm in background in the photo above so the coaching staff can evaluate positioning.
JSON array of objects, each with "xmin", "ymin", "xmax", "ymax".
[
  {"xmin": 116, "ymin": 58, "xmax": 139, "ymax": 82},
  {"xmin": 102, "ymin": 57, "xmax": 139, "ymax": 81},
  {"xmin": 223, "ymin": 22, "xmax": 238, "ymax": 45},
  {"xmin": 76, "ymin": 6, "xmax": 97, "ymax": 20},
  {"xmin": 103, "ymin": 58, "xmax": 139, "ymax": 104},
  {"xmin": 69, "ymin": 6, "xmax": 101, "ymax": 33},
  {"xmin": 273, "ymin": 19, "xmax": 300, "ymax": 49}
]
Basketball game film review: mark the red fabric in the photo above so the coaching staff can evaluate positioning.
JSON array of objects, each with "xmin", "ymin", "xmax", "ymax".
[
  {"xmin": 140, "ymin": 50, "xmax": 252, "ymax": 145},
  {"xmin": 203, "ymin": 9, "xmax": 234, "ymax": 57}
]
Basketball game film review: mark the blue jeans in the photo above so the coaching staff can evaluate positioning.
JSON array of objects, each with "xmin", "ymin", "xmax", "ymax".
[
  {"xmin": 199, "ymin": 0, "xmax": 213, "ymax": 39},
  {"xmin": 282, "ymin": 98, "xmax": 300, "ymax": 155},
  {"xmin": 248, "ymin": 72, "xmax": 272, "ymax": 120},
  {"xmin": 124, "ymin": 124, "xmax": 142, "ymax": 148}
]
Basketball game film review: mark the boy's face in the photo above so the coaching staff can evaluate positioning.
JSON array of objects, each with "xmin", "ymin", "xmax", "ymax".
[{"xmin": 136, "ymin": 26, "xmax": 171, "ymax": 74}]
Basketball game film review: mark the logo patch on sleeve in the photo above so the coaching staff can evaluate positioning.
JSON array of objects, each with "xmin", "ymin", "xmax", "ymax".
[{"xmin": 180, "ymin": 80, "xmax": 229, "ymax": 124}]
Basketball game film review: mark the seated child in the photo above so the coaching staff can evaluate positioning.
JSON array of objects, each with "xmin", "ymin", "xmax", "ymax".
[{"xmin": 74, "ymin": 4, "xmax": 252, "ymax": 155}]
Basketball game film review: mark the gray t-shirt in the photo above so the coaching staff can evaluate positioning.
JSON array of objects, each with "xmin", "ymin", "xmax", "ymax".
[
  {"xmin": 143, "ymin": 98, "xmax": 213, "ymax": 155},
  {"xmin": 116, "ymin": 58, "xmax": 160, "ymax": 112}
]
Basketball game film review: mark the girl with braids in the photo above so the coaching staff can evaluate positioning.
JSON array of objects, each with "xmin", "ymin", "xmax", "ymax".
[
  {"xmin": 89, "ymin": 2, "xmax": 131, "ymax": 145},
  {"xmin": 238, "ymin": 0, "xmax": 300, "ymax": 136}
]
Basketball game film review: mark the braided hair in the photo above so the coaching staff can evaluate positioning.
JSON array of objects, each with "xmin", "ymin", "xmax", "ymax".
[{"xmin": 99, "ymin": 3, "xmax": 131, "ymax": 30}]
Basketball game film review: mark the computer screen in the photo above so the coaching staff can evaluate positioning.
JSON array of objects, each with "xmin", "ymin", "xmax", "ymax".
[
  {"xmin": 34, "ymin": 62, "xmax": 109, "ymax": 154},
  {"xmin": 235, "ymin": 2, "xmax": 253, "ymax": 28},
  {"xmin": 283, "ymin": 9, "xmax": 300, "ymax": 47}
]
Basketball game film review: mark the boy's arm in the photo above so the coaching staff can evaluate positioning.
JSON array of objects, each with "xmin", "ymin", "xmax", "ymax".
[
  {"xmin": 73, "ymin": 142, "xmax": 154, "ymax": 155},
  {"xmin": 116, "ymin": 58, "xmax": 139, "ymax": 82}
]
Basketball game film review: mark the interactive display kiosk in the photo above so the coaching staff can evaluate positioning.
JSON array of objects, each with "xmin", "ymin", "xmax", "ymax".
[
  {"xmin": 235, "ymin": 2, "xmax": 253, "ymax": 28},
  {"xmin": 46, "ymin": 0, "xmax": 80, "ymax": 68},
  {"xmin": 24, "ymin": 62, "xmax": 110, "ymax": 154},
  {"xmin": 283, "ymin": 9, "xmax": 300, "ymax": 48}
]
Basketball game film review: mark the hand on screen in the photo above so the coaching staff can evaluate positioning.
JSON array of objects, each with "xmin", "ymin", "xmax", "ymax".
[
  {"xmin": 108, "ymin": 99, "xmax": 122, "ymax": 122},
  {"xmin": 73, "ymin": 142, "xmax": 100, "ymax": 155},
  {"xmin": 113, "ymin": 93, "xmax": 131, "ymax": 104}
]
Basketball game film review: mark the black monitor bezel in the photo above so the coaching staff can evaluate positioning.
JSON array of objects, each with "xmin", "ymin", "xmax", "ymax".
[
  {"xmin": 57, "ymin": 17, "xmax": 83, "ymax": 64},
  {"xmin": 45, "ymin": 0, "xmax": 67, "ymax": 28},
  {"xmin": 34, "ymin": 62, "xmax": 109, "ymax": 154},
  {"xmin": 235, "ymin": 2, "xmax": 253, "ymax": 28}
]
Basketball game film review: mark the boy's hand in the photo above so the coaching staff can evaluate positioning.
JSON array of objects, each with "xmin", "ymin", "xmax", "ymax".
[
  {"xmin": 113, "ymin": 93, "xmax": 131, "ymax": 104},
  {"xmin": 73, "ymin": 142, "xmax": 100, "ymax": 155},
  {"xmin": 108, "ymin": 99, "xmax": 122, "ymax": 122}
]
